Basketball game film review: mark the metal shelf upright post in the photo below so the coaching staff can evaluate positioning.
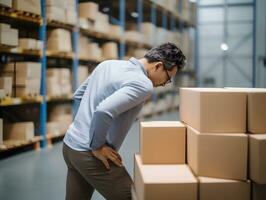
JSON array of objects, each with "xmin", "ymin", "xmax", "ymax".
[
  {"xmin": 39, "ymin": 0, "xmax": 47, "ymax": 147},
  {"xmin": 137, "ymin": 0, "xmax": 143, "ymax": 32},
  {"xmin": 119, "ymin": 0, "xmax": 126, "ymax": 60}
]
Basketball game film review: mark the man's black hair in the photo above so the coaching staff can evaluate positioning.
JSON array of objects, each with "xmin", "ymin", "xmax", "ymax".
[{"xmin": 144, "ymin": 42, "xmax": 186, "ymax": 71}]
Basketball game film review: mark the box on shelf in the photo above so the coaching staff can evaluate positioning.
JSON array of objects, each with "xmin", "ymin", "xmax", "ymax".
[
  {"xmin": 198, "ymin": 176, "xmax": 250, "ymax": 200},
  {"xmin": 46, "ymin": 122, "xmax": 60, "ymax": 136},
  {"xmin": 79, "ymin": 2, "xmax": 99, "ymax": 21},
  {"xmin": 180, "ymin": 88, "xmax": 246, "ymax": 133},
  {"xmin": 0, "ymin": 0, "xmax": 11, "ymax": 7},
  {"xmin": 87, "ymin": 43, "xmax": 102, "ymax": 60},
  {"xmin": 225, "ymin": 88, "xmax": 266, "ymax": 134},
  {"xmin": 4, "ymin": 122, "xmax": 34, "ymax": 140},
  {"xmin": 12, "ymin": 0, "xmax": 41, "ymax": 15},
  {"xmin": 125, "ymin": 31, "xmax": 143, "ymax": 43},
  {"xmin": 46, "ymin": 6, "xmax": 65, "ymax": 22},
  {"xmin": 0, "ymin": 25, "xmax": 18, "ymax": 47},
  {"xmin": 187, "ymin": 125, "xmax": 248, "ymax": 180},
  {"xmin": 15, "ymin": 79, "xmax": 40, "ymax": 97},
  {"xmin": 110, "ymin": 25, "xmax": 122, "ymax": 38},
  {"xmin": 3, "ymin": 62, "xmax": 41, "ymax": 78},
  {"xmin": 102, "ymin": 42, "xmax": 118, "ymax": 59},
  {"xmin": 140, "ymin": 121, "xmax": 186, "ymax": 164},
  {"xmin": 134, "ymin": 154, "xmax": 197, "ymax": 200},
  {"xmin": 93, "ymin": 13, "xmax": 110, "ymax": 34},
  {"xmin": 252, "ymin": 183, "xmax": 266, "ymax": 200},
  {"xmin": 19, "ymin": 38, "xmax": 37, "ymax": 50},
  {"xmin": 47, "ymin": 29, "xmax": 72, "ymax": 52},
  {"xmin": 0, "ymin": 77, "xmax": 12, "ymax": 96},
  {"xmin": 249, "ymin": 134, "xmax": 266, "ymax": 184},
  {"xmin": 78, "ymin": 66, "xmax": 89, "ymax": 86}
]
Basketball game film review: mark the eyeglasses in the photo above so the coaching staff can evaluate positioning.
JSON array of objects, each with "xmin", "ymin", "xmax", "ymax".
[{"xmin": 161, "ymin": 69, "xmax": 172, "ymax": 87}]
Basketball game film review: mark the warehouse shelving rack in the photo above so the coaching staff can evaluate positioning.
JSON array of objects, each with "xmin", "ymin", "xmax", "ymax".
[{"xmin": 0, "ymin": 0, "xmax": 197, "ymax": 153}]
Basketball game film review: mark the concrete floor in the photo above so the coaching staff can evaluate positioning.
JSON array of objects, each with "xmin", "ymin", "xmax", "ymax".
[{"xmin": 0, "ymin": 111, "xmax": 179, "ymax": 200}]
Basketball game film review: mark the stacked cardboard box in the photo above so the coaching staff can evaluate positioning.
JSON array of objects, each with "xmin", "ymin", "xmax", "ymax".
[
  {"xmin": 78, "ymin": 36, "xmax": 102, "ymax": 60},
  {"xmin": 46, "ymin": 122, "xmax": 60, "ymax": 137},
  {"xmin": 0, "ymin": 0, "xmax": 11, "ymax": 7},
  {"xmin": 4, "ymin": 122, "xmax": 34, "ymax": 141},
  {"xmin": 0, "ymin": 77, "xmax": 12, "ymax": 97},
  {"xmin": 19, "ymin": 38, "xmax": 43, "ymax": 50},
  {"xmin": 0, "ymin": 23, "xmax": 18, "ymax": 47},
  {"xmin": 47, "ymin": 29, "xmax": 72, "ymax": 52},
  {"xmin": 77, "ymin": 66, "xmax": 89, "ymax": 86},
  {"xmin": 46, "ymin": 68, "xmax": 72, "ymax": 97},
  {"xmin": 225, "ymin": 87, "xmax": 266, "ymax": 200},
  {"xmin": 180, "ymin": 87, "xmax": 255, "ymax": 200},
  {"xmin": 102, "ymin": 42, "xmax": 118, "ymax": 60},
  {"xmin": 48, "ymin": 104, "xmax": 73, "ymax": 134},
  {"xmin": 2, "ymin": 62, "xmax": 41, "ymax": 97},
  {"xmin": 141, "ymin": 22, "xmax": 155, "ymax": 45},
  {"xmin": 12, "ymin": 0, "xmax": 41, "ymax": 15},
  {"xmin": 46, "ymin": 0, "xmax": 77, "ymax": 24},
  {"xmin": 134, "ymin": 121, "xmax": 198, "ymax": 200}
]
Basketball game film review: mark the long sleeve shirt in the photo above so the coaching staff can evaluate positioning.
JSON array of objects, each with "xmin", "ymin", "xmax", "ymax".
[{"xmin": 63, "ymin": 57, "xmax": 153, "ymax": 151}]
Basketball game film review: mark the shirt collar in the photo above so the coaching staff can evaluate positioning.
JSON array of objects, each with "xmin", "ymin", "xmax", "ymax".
[{"xmin": 129, "ymin": 57, "xmax": 148, "ymax": 76}]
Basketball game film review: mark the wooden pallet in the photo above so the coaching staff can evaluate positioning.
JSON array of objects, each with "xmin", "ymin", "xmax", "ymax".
[
  {"xmin": 0, "ymin": 136, "xmax": 42, "ymax": 152},
  {"xmin": 46, "ymin": 50, "xmax": 74, "ymax": 59},
  {"xmin": 46, "ymin": 19, "xmax": 74, "ymax": 30},
  {"xmin": 0, "ymin": 6, "xmax": 41, "ymax": 24}
]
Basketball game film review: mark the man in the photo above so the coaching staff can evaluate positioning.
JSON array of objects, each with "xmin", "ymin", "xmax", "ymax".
[{"xmin": 63, "ymin": 42, "xmax": 186, "ymax": 200}]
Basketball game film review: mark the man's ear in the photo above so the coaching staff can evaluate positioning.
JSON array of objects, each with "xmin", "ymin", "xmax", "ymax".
[{"xmin": 154, "ymin": 62, "xmax": 163, "ymax": 70}]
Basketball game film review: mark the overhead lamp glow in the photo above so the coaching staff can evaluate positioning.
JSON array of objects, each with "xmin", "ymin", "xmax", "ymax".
[
  {"xmin": 220, "ymin": 43, "xmax": 229, "ymax": 51},
  {"xmin": 102, "ymin": 7, "xmax": 110, "ymax": 12},
  {"xmin": 131, "ymin": 12, "xmax": 139, "ymax": 18}
]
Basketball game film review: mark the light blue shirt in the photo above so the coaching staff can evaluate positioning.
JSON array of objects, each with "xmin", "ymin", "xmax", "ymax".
[{"xmin": 63, "ymin": 57, "xmax": 153, "ymax": 151}]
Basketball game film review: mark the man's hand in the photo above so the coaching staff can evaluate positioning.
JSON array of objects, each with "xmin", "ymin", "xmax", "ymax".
[{"xmin": 92, "ymin": 145, "xmax": 123, "ymax": 170}]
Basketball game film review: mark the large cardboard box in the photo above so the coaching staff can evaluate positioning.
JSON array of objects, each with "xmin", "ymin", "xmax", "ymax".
[
  {"xmin": 102, "ymin": 42, "xmax": 118, "ymax": 59},
  {"xmin": 198, "ymin": 176, "xmax": 250, "ymax": 200},
  {"xmin": 78, "ymin": 66, "xmax": 89, "ymax": 86},
  {"xmin": 180, "ymin": 88, "xmax": 246, "ymax": 133},
  {"xmin": 46, "ymin": 6, "xmax": 65, "ymax": 22},
  {"xmin": 47, "ymin": 29, "xmax": 71, "ymax": 52},
  {"xmin": 140, "ymin": 121, "xmax": 186, "ymax": 164},
  {"xmin": 4, "ymin": 122, "xmax": 34, "ymax": 140},
  {"xmin": 0, "ymin": 77, "xmax": 12, "ymax": 96},
  {"xmin": 12, "ymin": 0, "xmax": 41, "ymax": 15},
  {"xmin": 249, "ymin": 134, "xmax": 266, "ymax": 184},
  {"xmin": 79, "ymin": 2, "xmax": 99, "ymax": 21},
  {"xmin": 15, "ymin": 79, "xmax": 40, "ymax": 97},
  {"xmin": 225, "ymin": 88, "xmax": 266, "ymax": 134},
  {"xmin": 252, "ymin": 183, "xmax": 266, "ymax": 200},
  {"xmin": 3, "ymin": 62, "xmax": 41, "ymax": 78},
  {"xmin": 187, "ymin": 126, "xmax": 248, "ymax": 180},
  {"xmin": 19, "ymin": 38, "xmax": 37, "ymax": 50},
  {"xmin": 134, "ymin": 154, "xmax": 198, "ymax": 200}
]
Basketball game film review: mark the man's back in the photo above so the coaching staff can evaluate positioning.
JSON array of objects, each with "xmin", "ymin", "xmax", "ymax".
[{"xmin": 63, "ymin": 58, "xmax": 153, "ymax": 151}]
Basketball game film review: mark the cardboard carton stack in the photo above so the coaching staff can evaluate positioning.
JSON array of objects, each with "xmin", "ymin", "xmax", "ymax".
[
  {"xmin": 79, "ymin": 2, "xmax": 110, "ymax": 34},
  {"xmin": 12, "ymin": 0, "xmax": 41, "ymax": 15},
  {"xmin": 48, "ymin": 104, "xmax": 73, "ymax": 134},
  {"xmin": 77, "ymin": 65, "xmax": 89, "ymax": 86},
  {"xmin": 102, "ymin": 42, "xmax": 118, "ymax": 60},
  {"xmin": 47, "ymin": 29, "xmax": 72, "ymax": 53},
  {"xmin": 133, "ymin": 121, "xmax": 198, "ymax": 200},
  {"xmin": 46, "ymin": 68, "xmax": 72, "ymax": 97},
  {"xmin": 0, "ymin": 23, "xmax": 18, "ymax": 47},
  {"xmin": 4, "ymin": 122, "xmax": 35, "ymax": 141},
  {"xmin": 224, "ymin": 87, "xmax": 266, "ymax": 200},
  {"xmin": 0, "ymin": 77, "xmax": 12, "ymax": 97},
  {"xmin": 46, "ymin": 0, "xmax": 77, "ymax": 24},
  {"xmin": 19, "ymin": 38, "xmax": 43, "ymax": 50},
  {"xmin": 179, "ymin": 87, "xmax": 266, "ymax": 200},
  {"xmin": 1, "ymin": 62, "xmax": 41, "ymax": 97}
]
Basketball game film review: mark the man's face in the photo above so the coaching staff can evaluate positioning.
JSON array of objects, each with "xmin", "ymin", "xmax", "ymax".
[{"xmin": 148, "ymin": 62, "xmax": 177, "ymax": 87}]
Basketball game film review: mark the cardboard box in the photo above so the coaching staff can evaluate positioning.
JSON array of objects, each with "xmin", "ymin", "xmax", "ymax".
[
  {"xmin": 198, "ymin": 177, "xmax": 250, "ymax": 200},
  {"xmin": 252, "ymin": 183, "xmax": 266, "ymax": 200},
  {"xmin": 47, "ymin": 29, "xmax": 71, "ymax": 52},
  {"xmin": 0, "ymin": 77, "xmax": 12, "ymax": 96},
  {"xmin": 4, "ymin": 122, "xmax": 34, "ymax": 140},
  {"xmin": 134, "ymin": 154, "xmax": 198, "ymax": 200},
  {"xmin": 249, "ymin": 134, "xmax": 266, "ymax": 184},
  {"xmin": 15, "ymin": 81, "xmax": 40, "ymax": 97},
  {"xmin": 46, "ymin": 6, "xmax": 65, "ymax": 22},
  {"xmin": 79, "ymin": 2, "xmax": 99, "ymax": 21},
  {"xmin": 102, "ymin": 42, "xmax": 118, "ymax": 59},
  {"xmin": 78, "ymin": 66, "xmax": 89, "ymax": 86},
  {"xmin": 46, "ymin": 0, "xmax": 65, "ymax": 7},
  {"xmin": 3, "ymin": 62, "xmax": 41, "ymax": 78},
  {"xmin": 19, "ymin": 38, "xmax": 37, "ymax": 50},
  {"xmin": 0, "ymin": 118, "xmax": 3, "ymax": 144},
  {"xmin": 12, "ymin": 0, "xmax": 41, "ymax": 15},
  {"xmin": 187, "ymin": 126, "xmax": 248, "ymax": 180},
  {"xmin": 0, "ymin": 0, "xmax": 11, "ymax": 7},
  {"xmin": 87, "ymin": 43, "xmax": 102, "ymax": 60},
  {"xmin": 0, "ymin": 89, "xmax": 4, "ymax": 98},
  {"xmin": 110, "ymin": 25, "xmax": 122, "ymax": 38},
  {"xmin": 225, "ymin": 88, "xmax": 266, "ymax": 134},
  {"xmin": 180, "ymin": 88, "xmax": 246, "ymax": 133},
  {"xmin": 36, "ymin": 40, "xmax": 43, "ymax": 50},
  {"xmin": 47, "ymin": 122, "xmax": 60, "ymax": 136},
  {"xmin": 140, "ymin": 121, "xmax": 186, "ymax": 164}
]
